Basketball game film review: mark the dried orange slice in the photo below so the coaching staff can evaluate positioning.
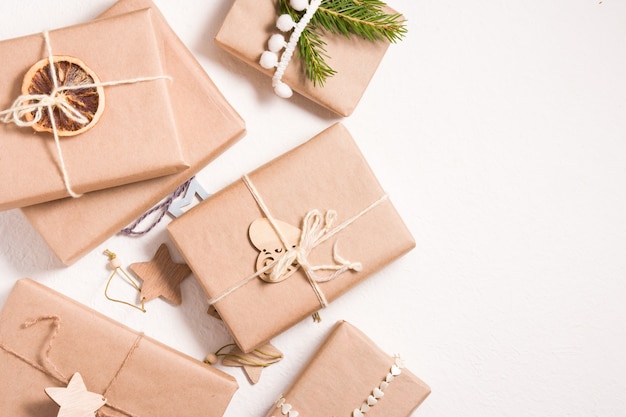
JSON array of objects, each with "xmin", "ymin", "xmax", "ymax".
[{"xmin": 21, "ymin": 55, "xmax": 105, "ymax": 137}]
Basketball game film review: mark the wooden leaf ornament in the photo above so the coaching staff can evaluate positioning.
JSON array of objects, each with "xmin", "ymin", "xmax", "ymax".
[
  {"xmin": 249, "ymin": 218, "xmax": 301, "ymax": 283},
  {"xmin": 45, "ymin": 372, "xmax": 106, "ymax": 417},
  {"xmin": 129, "ymin": 243, "xmax": 191, "ymax": 305}
]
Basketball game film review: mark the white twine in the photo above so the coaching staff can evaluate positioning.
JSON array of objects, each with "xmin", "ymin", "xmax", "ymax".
[
  {"xmin": 0, "ymin": 30, "xmax": 171, "ymax": 199},
  {"xmin": 206, "ymin": 174, "xmax": 389, "ymax": 309}
]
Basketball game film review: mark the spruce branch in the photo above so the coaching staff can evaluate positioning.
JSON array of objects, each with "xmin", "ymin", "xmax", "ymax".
[{"xmin": 278, "ymin": 0, "xmax": 407, "ymax": 86}]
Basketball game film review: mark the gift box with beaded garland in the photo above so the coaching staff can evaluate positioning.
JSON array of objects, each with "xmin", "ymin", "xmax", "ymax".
[
  {"xmin": 0, "ymin": 9, "xmax": 190, "ymax": 210},
  {"xmin": 21, "ymin": 0, "xmax": 246, "ymax": 266},
  {"xmin": 0, "ymin": 279, "xmax": 238, "ymax": 417},
  {"xmin": 214, "ymin": 0, "xmax": 405, "ymax": 117},
  {"xmin": 264, "ymin": 321, "xmax": 430, "ymax": 417},
  {"xmin": 168, "ymin": 123, "xmax": 415, "ymax": 353}
]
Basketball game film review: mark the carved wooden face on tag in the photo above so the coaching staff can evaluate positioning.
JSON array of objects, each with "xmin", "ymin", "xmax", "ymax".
[{"xmin": 248, "ymin": 218, "xmax": 301, "ymax": 283}]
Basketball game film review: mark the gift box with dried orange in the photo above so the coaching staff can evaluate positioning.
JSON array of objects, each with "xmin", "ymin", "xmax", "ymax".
[
  {"xmin": 215, "ymin": 0, "xmax": 406, "ymax": 117},
  {"xmin": 168, "ymin": 123, "xmax": 415, "ymax": 353},
  {"xmin": 264, "ymin": 321, "xmax": 430, "ymax": 417},
  {"xmin": 0, "ymin": 279, "xmax": 238, "ymax": 417},
  {"xmin": 21, "ymin": 0, "xmax": 246, "ymax": 265},
  {"xmin": 0, "ymin": 9, "xmax": 189, "ymax": 210}
]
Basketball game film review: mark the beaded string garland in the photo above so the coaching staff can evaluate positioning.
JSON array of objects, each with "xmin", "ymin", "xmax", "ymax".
[{"xmin": 270, "ymin": 355, "xmax": 405, "ymax": 417}]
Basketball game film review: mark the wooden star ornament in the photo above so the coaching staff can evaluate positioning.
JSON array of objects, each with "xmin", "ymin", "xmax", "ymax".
[
  {"xmin": 45, "ymin": 372, "xmax": 106, "ymax": 417},
  {"xmin": 129, "ymin": 243, "xmax": 191, "ymax": 305}
]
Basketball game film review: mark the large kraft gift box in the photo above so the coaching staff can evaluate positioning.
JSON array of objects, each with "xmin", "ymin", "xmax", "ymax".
[
  {"xmin": 264, "ymin": 321, "xmax": 430, "ymax": 417},
  {"xmin": 21, "ymin": 0, "xmax": 246, "ymax": 265},
  {"xmin": 0, "ymin": 9, "xmax": 188, "ymax": 210},
  {"xmin": 0, "ymin": 279, "xmax": 238, "ymax": 416},
  {"xmin": 168, "ymin": 123, "xmax": 415, "ymax": 353},
  {"xmin": 215, "ymin": 0, "xmax": 397, "ymax": 117}
]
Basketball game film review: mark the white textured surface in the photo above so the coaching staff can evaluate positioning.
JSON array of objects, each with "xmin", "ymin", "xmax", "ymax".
[{"xmin": 1, "ymin": 1, "xmax": 626, "ymax": 416}]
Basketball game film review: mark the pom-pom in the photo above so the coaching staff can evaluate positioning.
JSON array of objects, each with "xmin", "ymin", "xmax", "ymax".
[
  {"xmin": 260, "ymin": 51, "xmax": 279, "ymax": 69},
  {"xmin": 274, "ymin": 81, "xmax": 293, "ymax": 98},
  {"xmin": 268, "ymin": 34, "xmax": 286, "ymax": 52},
  {"xmin": 276, "ymin": 14, "xmax": 295, "ymax": 32},
  {"xmin": 290, "ymin": 0, "xmax": 309, "ymax": 11}
]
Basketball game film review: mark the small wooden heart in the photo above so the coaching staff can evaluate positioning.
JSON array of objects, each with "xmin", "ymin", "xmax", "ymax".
[{"xmin": 353, "ymin": 409, "xmax": 365, "ymax": 417}]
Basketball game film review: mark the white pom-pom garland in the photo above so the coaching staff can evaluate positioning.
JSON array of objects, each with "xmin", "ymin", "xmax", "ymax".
[
  {"xmin": 259, "ymin": 0, "xmax": 322, "ymax": 99},
  {"xmin": 276, "ymin": 14, "xmax": 296, "ymax": 32},
  {"xmin": 260, "ymin": 51, "xmax": 279, "ymax": 69}
]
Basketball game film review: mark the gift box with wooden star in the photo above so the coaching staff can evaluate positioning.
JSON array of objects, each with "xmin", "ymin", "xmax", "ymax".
[
  {"xmin": 21, "ymin": 0, "xmax": 246, "ymax": 265},
  {"xmin": 0, "ymin": 279, "xmax": 238, "ymax": 417},
  {"xmin": 0, "ymin": 8, "xmax": 190, "ymax": 210},
  {"xmin": 264, "ymin": 321, "xmax": 430, "ymax": 417},
  {"xmin": 168, "ymin": 123, "xmax": 415, "ymax": 353},
  {"xmin": 215, "ymin": 0, "xmax": 406, "ymax": 117}
]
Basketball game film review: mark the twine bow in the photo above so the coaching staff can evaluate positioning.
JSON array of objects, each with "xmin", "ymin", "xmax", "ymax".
[
  {"xmin": 270, "ymin": 209, "xmax": 362, "ymax": 284},
  {"xmin": 1, "ymin": 92, "xmax": 90, "ymax": 128}
]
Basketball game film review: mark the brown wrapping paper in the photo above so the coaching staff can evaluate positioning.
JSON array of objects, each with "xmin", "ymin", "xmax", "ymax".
[
  {"xmin": 21, "ymin": 0, "xmax": 246, "ymax": 265},
  {"xmin": 0, "ymin": 9, "xmax": 188, "ymax": 210},
  {"xmin": 0, "ymin": 279, "xmax": 238, "ymax": 417},
  {"xmin": 168, "ymin": 123, "xmax": 415, "ymax": 352},
  {"xmin": 264, "ymin": 321, "xmax": 430, "ymax": 417},
  {"xmin": 215, "ymin": 0, "xmax": 396, "ymax": 117}
]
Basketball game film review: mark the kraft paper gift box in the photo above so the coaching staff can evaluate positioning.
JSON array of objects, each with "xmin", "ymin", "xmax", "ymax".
[
  {"xmin": 0, "ymin": 279, "xmax": 238, "ymax": 417},
  {"xmin": 168, "ymin": 123, "xmax": 415, "ymax": 353},
  {"xmin": 0, "ymin": 9, "xmax": 188, "ymax": 210},
  {"xmin": 214, "ymin": 0, "xmax": 400, "ymax": 117},
  {"xmin": 264, "ymin": 321, "xmax": 430, "ymax": 417},
  {"xmin": 21, "ymin": 0, "xmax": 246, "ymax": 265}
]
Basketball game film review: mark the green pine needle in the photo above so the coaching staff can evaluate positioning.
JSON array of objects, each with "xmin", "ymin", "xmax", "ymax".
[{"xmin": 278, "ymin": 0, "xmax": 407, "ymax": 86}]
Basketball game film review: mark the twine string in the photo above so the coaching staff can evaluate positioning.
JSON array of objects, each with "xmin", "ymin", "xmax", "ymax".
[
  {"xmin": 0, "ymin": 315, "xmax": 142, "ymax": 417},
  {"xmin": 120, "ymin": 177, "xmax": 194, "ymax": 236},
  {"xmin": 206, "ymin": 175, "xmax": 388, "ymax": 308},
  {"xmin": 0, "ymin": 30, "xmax": 171, "ymax": 199}
]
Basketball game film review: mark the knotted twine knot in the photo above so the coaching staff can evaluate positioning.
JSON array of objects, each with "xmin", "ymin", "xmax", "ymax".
[
  {"xmin": 269, "ymin": 208, "xmax": 362, "ymax": 284},
  {"xmin": 0, "ymin": 30, "xmax": 171, "ymax": 198}
]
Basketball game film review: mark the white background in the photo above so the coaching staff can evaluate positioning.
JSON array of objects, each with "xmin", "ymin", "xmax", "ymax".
[{"xmin": 1, "ymin": 1, "xmax": 625, "ymax": 416}]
